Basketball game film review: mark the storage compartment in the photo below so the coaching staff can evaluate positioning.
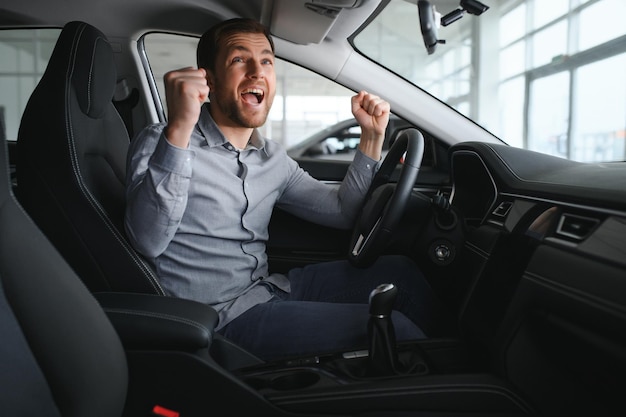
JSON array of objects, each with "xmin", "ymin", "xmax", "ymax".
[
  {"xmin": 245, "ymin": 370, "xmax": 321, "ymax": 391},
  {"xmin": 496, "ymin": 244, "xmax": 626, "ymax": 416}
]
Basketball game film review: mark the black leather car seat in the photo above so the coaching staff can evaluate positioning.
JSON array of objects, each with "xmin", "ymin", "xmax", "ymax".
[
  {"xmin": 17, "ymin": 21, "xmax": 163, "ymax": 295},
  {"xmin": 1, "ymin": 114, "xmax": 128, "ymax": 417}
]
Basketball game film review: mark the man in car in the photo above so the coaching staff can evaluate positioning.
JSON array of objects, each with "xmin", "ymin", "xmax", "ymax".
[{"xmin": 125, "ymin": 17, "xmax": 446, "ymax": 360}]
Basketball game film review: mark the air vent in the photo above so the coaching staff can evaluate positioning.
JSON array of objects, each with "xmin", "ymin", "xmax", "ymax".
[{"xmin": 555, "ymin": 213, "xmax": 599, "ymax": 241}]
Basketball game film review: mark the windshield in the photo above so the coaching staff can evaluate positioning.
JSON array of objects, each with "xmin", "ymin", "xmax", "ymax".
[{"xmin": 354, "ymin": 0, "xmax": 626, "ymax": 162}]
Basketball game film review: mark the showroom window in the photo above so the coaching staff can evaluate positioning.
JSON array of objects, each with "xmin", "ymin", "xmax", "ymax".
[
  {"xmin": 0, "ymin": 29, "xmax": 61, "ymax": 141},
  {"xmin": 498, "ymin": 0, "xmax": 626, "ymax": 161},
  {"xmin": 354, "ymin": 0, "xmax": 625, "ymax": 162}
]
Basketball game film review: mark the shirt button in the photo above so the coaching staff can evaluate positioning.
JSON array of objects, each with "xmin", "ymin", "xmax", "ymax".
[{"xmin": 366, "ymin": 164, "xmax": 371, "ymax": 169}]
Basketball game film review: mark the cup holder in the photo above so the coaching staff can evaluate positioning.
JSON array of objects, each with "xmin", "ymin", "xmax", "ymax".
[
  {"xmin": 271, "ymin": 371, "xmax": 321, "ymax": 391},
  {"xmin": 246, "ymin": 370, "xmax": 321, "ymax": 391}
]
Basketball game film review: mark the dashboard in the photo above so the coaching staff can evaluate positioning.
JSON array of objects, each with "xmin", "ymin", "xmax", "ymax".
[
  {"xmin": 450, "ymin": 141, "xmax": 626, "ymax": 268},
  {"xmin": 446, "ymin": 141, "xmax": 626, "ymax": 414}
]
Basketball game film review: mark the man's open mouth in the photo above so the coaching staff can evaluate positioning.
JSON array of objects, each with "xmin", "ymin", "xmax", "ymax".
[{"xmin": 242, "ymin": 88, "xmax": 264, "ymax": 104}]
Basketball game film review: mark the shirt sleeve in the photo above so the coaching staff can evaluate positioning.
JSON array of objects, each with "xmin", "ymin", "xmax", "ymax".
[
  {"xmin": 124, "ymin": 124, "xmax": 195, "ymax": 258},
  {"xmin": 277, "ymin": 149, "xmax": 379, "ymax": 230}
]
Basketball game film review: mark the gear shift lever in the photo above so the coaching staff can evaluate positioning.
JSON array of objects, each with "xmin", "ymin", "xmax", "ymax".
[{"xmin": 367, "ymin": 283, "xmax": 400, "ymax": 376}]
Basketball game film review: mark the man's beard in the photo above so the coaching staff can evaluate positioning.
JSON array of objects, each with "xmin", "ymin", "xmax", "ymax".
[{"xmin": 218, "ymin": 94, "xmax": 273, "ymax": 128}]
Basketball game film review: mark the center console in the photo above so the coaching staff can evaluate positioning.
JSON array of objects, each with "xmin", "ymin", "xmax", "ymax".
[
  {"xmin": 95, "ymin": 290, "xmax": 534, "ymax": 416},
  {"xmin": 232, "ymin": 285, "xmax": 532, "ymax": 415}
]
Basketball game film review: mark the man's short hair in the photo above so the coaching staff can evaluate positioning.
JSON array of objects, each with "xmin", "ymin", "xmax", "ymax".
[{"xmin": 197, "ymin": 18, "xmax": 275, "ymax": 72}]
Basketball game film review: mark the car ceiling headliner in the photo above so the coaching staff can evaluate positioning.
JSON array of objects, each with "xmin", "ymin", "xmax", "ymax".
[
  {"xmin": 1, "ymin": 0, "xmax": 259, "ymax": 37},
  {"xmin": 0, "ymin": 0, "xmax": 383, "ymax": 41}
]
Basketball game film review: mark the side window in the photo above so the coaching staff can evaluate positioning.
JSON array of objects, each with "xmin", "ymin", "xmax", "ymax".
[
  {"xmin": 0, "ymin": 29, "xmax": 62, "ymax": 141},
  {"xmin": 141, "ymin": 32, "xmax": 372, "ymax": 161}
]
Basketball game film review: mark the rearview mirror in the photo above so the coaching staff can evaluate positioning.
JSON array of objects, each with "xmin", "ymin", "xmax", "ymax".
[{"xmin": 417, "ymin": 0, "xmax": 443, "ymax": 55}]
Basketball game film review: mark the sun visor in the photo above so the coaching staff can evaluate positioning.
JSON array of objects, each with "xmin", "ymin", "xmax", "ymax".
[{"xmin": 268, "ymin": 0, "xmax": 364, "ymax": 44}]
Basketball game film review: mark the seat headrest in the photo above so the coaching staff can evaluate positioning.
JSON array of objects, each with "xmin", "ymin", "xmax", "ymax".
[{"xmin": 48, "ymin": 21, "xmax": 117, "ymax": 119}]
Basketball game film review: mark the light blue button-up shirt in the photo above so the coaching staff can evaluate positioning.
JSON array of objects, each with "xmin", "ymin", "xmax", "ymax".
[{"xmin": 125, "ymin": 105, "xmax": 379, "ymax": 329}]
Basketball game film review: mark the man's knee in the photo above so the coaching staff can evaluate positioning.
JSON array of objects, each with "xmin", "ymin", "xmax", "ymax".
[
  {"xmin": 372, "ymin": 255, "xmax": 421, "ymax": 287},
  {"xmin": 374, "ymin": 255, "xmax": 418, "ymax": 272},
  {"xmin": 391, "ymin": 310, "xmax": 426, "ymax": 340}
]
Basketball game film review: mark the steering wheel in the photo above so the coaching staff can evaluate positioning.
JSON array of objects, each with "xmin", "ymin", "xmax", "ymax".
[{"xmin": 348, "ymin": 128, "xmax": 425, "ymax": 267}]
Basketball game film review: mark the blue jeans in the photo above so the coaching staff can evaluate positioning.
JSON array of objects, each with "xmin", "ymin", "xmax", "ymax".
[{"xmin": 219, "ymin": 255, "xmax": 449, "ymax": 361}]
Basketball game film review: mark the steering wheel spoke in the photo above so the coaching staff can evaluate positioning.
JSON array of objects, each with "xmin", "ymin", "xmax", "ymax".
[{"xmin": 351, "ymin": 215, "xmax": 383, "ymax": 257}]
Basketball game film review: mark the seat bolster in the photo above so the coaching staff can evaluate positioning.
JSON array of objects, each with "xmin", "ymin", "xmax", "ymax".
[
  {"xmin": 70, "ymin": 21, "xmax": 117, "ymax": 118},
  {"xmin": 95, "ymin": 292, "xmax": 219, "ymax": 351},
  {"xmin": 0, "ymin": 282, "xmax": 62, "ymax": 417}
]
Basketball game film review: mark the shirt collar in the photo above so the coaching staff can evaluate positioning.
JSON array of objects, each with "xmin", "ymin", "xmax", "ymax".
[{"xmin": 197, "ymin": 104, "xmax": 269, "ymax": 156}]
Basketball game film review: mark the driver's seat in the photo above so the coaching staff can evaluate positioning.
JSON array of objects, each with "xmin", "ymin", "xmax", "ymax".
[{"xmin": 17, "ymin": 21, "xmax": 163, "ymax": 295}]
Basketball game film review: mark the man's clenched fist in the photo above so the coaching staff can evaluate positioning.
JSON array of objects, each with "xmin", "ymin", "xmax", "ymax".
[{"xmin": 163, "ymin": 67, "xmax": 210, "ymax": 148}]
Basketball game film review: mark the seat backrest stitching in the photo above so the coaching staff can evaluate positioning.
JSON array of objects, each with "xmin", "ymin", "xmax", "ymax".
[{"xmin": 63, "ymin": 24, "xmax": 163, "ymax": 294}]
